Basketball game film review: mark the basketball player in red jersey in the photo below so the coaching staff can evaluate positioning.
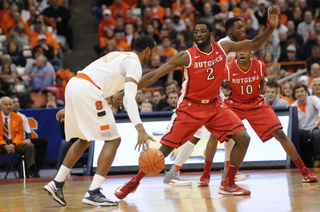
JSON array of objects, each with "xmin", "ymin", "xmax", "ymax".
[
  {"xmin": 114, "ymin": 6, "xmax": 280, "ymax": 198},
  {"xmin": 223, "ymin": 51, "xmax": 318, "ymax": 183},
  {"xmin": 162, "ymin": 17, "xmax": 251, "ymax": 188}
]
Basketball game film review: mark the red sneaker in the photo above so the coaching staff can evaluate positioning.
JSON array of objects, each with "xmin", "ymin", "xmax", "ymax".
[
  {"xmin": 218, "ymin": 177, "xmax": 251, "ymax": 196},
  {"xmin": 302, "ymin": 168, "xmax": 318, "ymax": 183},
  {"xmin": 114, "ymin": 178, "xmax": 140, "ymax": 199},
  {"xmin": 198, "ymin": 171, "xmax": 210, "ymax": 187}
]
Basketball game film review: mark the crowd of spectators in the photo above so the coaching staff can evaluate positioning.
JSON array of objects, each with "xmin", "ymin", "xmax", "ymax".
[{"xmin": 0, "ymin": 0, "xmax": 73, "ymax": 108}]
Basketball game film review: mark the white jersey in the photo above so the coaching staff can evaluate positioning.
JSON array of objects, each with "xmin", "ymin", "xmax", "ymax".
[
  {"xmin": 78, "ymin": 51, "xmax": 142, "ymax": 98},
  {"xmin": 218, "ymin": 36, "xmax": 236, "ymax": 66}
]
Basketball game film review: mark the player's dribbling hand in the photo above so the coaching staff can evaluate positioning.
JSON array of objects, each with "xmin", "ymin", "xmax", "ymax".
[
  {"xmin": 267, "ymin": 6, "xmax": 279, "ymax": 28},
  {"xmin": 112, "ymin": 92, "xmax": 124, "ymax": 110},
  {"xmin": 135, "ymin": 130, "xmax": 156, "ymax": 152},
  {"xmin": 56, "ymin": 108, "xmax": 65, "ymax": 122}
]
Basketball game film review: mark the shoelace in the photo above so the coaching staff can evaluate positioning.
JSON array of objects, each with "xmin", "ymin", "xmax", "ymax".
[
  {"xmin": 92, "ymin": 192, "xmax": 108, "ymax": 202},
  {"xmin": 172, "ymin": 171, "xmax": 186, "ymax": 181},
  {"xmin": 302, "ymin": 168, "xmax": 310, "ymax": 176},
  {"xmin": 55, "ymin": 187, "xmax": 64, "ymax": 199},
  {"xmin": 200, "ymin": 171, "xmax": 210, "ymax": 180},
  {"xmin": 124, "ymin": 179, "xmax": 138, "ymax": 190}
]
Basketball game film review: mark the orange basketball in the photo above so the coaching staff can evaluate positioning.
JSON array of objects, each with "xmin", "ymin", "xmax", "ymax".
[{"xmin": 139, "ymin": 148, "xmax": 165, "ymax": 175}]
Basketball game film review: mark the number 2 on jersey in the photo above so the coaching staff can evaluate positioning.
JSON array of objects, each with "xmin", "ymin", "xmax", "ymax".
[{"xmin": 206, "ymin": 68, "xmax": 215, "ymax": 81}]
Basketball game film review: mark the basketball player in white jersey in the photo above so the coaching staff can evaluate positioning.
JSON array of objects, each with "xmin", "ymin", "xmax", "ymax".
[
  {"xmin": 162, "ymin": 18, "xmax": 251, "ymax": 187},
  {"xmin": 44, "ymin": 35, "xmax": 157, "ymax": 207}
]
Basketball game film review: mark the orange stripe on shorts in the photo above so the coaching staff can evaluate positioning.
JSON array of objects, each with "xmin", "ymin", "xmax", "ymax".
[
  {"xmin": 75, "ymin": 73, "xmax": 101, "ymax": 90},
  {"xmin": 100, "ymin": 125, "xmax": 110, "ymax": 131}
]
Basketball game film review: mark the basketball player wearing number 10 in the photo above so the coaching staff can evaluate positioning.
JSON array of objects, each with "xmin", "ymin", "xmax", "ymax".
[
  {"xmin": 223, "ymin": 51, "xmax": 318, "ymax": 183},
  {"xmin": 44, "ymin": 35, "xmax": 157, "ymax": 207},
  {"xmin": 114, "ymin": 6, "xmax": 280, "ymax": 198}
]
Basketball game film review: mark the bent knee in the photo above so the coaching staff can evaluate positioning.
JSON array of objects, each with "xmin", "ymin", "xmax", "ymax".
[
  {"xmin": 234, "ymin": 130, "xmax": 250, "ymax": 147},
  {"xmin": 272, "ymin": 129, "xmax": 286, "ymax": 140}
]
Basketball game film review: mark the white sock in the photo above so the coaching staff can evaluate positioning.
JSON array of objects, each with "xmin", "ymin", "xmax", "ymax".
[
  {"xmin": 224, "ymin": 139, "xmax": 235, "ymax": 168},
  {"xmin": 54, "ymin": 165, "xmax": 71, "ymax": 182},
  {"xmin": 88, "ymin": 174, "xmax": 105, "ymax": 191},
  {"xmin": 173, "ymin": 141, "xmax": 195, "ymax": 169}
]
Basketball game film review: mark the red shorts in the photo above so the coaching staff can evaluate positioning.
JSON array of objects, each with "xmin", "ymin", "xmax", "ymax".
[
  {"xmin": 224, "ymin": 96, "xmax": 282, "ymax": 142},
  {"xmin": 160, "ymin": 98, "xmax": 246, "ymax": 148}
]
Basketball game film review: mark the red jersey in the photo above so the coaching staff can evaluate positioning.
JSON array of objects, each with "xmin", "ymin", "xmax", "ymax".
[
  {"xmin": 181, "ymin": 42, "xmax": 227, "ymax": 102},
  {"xmin": 224, "ymin": 58, "xmax": 266, "ymax": 103}
]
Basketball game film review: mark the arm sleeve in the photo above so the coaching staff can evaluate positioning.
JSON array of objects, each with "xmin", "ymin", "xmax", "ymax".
[
  {"xmin": 123, "ymin": 81, "xmax": 142, "ymax": 126},
  {"xmin": 120, "ymin": 57, "xmax": 142, "ymax": 83}
]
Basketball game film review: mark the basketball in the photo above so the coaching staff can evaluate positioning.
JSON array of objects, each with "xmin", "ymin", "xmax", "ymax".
[{"xmin": 139, "ymin": 148, "xmax": 165, "ymax": 175}]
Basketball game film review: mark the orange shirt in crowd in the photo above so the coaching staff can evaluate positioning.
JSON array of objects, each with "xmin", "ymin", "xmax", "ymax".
[
  {"xmin": 27, "ymin": 16, "xmax": 57, "ymax": 32},
  {"xmin": 298, "ymin": 102, "xmax": 306, "ymax": 113},
  {"xmin": 219, "ymin": 0, "xmax": 241, "ymax": 6},
  {"xmin": 151, "ymin": 6, "xmax": 165, "ymax": 21},
  {"xmin": 278, "ymin": 93, "xmax": 289, "ymax": 102},
  {"xmin": 288, "ymin": 98, "xmax": 296, "ymax": 105},
  {"xmin": 112, "ymin": 38, "xmax": 131, "ymax": 52},
  {"xmin": 29, "ymin": 31, "xmax": 60, "ymax": 50},
  {"xmin": 180, "ymin": 12, "xmax": 195, "ymax": 25},
  {"xmin": 123, "ymin": 0, "xmax": 138, "ymax": 8},
  {"xmin": 98, "ymin": 18, "xmax": 116, "ymax": 38},
  {"xmin": 124, "ymin": 16, "xmax": 136, "ymax": 24},
  {"xmin": 163, "ymin": 47, "xmax": 178, "ymax": 59},
  {"xmin": 109, "ymin": 2, "xmax": 130, "ymax": 19},
  {"xmin": 99, "ymin": 37, "xmax": 109, "ymax": 48},
  {"xmin": 171, "ymin": 2, "xmax": 195, "ymax": 13},
  {"xmin": 2, "ymin": 14, "xmax": 31, "ymax": 37},
  {"xmin": 308, "ymin": 76, "xmax": 320, "ymax": 86}
]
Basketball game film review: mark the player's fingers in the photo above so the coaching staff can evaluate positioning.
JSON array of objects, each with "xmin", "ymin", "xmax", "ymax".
[
  {"xmin": 134, "ymin": 142, "xmax": 139, "ymax": 151},
  {"xmin": 149, "ymin": 136, "xmax": 156, "ymax": 142}
]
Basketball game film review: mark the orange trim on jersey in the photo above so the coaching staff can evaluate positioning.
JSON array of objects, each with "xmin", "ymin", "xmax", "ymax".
[
  {"xmin": 100, "ymin": 125, "xmax": 110, "ymax": 131},
  {"xmin": 298, "ymin": 102, "xmax": 306, "ymax": 113},
  {"xmin": 75, "ymin": 73, "xmax": 101, "ymax": 90}
]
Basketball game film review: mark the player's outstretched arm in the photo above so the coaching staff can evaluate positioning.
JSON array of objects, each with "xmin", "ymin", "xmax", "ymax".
[
  {"xmin": 221, "ymin": 6, "xmax": 279, "ymax": 54},
  {"xmin": 137, "ymin": 51, "xmax": 189, "ymax": 90}
]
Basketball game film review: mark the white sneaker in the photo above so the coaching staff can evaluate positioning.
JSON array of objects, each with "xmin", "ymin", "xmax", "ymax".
[
  {"xmin": 163, "ymin": 170, "xmax": 192, "ymax": 186},
  {"xmin": 82, "ymin": 188, "xmax": 118, "ymax": 206}
]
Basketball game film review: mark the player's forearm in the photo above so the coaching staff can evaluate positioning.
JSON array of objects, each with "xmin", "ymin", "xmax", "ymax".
[
  {"xmin": 138, "ymin": 63, "xmax": 175, "ymax": 90},
  {"xmin": 251, "ymin": 26, "xmax": 275, "ymax": 51}
]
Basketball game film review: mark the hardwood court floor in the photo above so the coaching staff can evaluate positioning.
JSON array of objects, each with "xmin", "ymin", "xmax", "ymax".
[{"xmin": 0, "ymin": 168, "xmax": 319, "ymax": 212}]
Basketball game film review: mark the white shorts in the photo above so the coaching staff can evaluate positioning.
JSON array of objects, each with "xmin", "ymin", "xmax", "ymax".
[
  {"xmin": 193, "ymin": 126, "xmax": 211, "ymax": 140},
  {"xmin": 64, "ymin": 77, "xmax": 120, "ymax": 141}
]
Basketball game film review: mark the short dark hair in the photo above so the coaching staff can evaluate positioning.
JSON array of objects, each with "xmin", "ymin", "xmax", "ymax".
[
  {"xmin": 132, "ymin": 35, "xmax": 156, "ymax": 52},
  {"xmin": 266, "ymin": 80, "xmax": 279, "ymax": 90},
  {"xmin": 155, "ymin": 88, "xmax": 165, "ymax": 96},
  {"xmin": 294, "ymin": 83, "xmax": 308, "ymax": 93},
  {"xmin": 166, "ymin": 90, "xmax": 180, "ymax": 99},
  {"xmin": 225, "ymin": 17, "xmax": 242, "ymax": 32},
  {"xmin": 164, "ymin": 80, "xmax": 179, "ymax": 89},
  {"xmin": 194, "ymin": 20, "xmax": 213, "ymax": 33}
]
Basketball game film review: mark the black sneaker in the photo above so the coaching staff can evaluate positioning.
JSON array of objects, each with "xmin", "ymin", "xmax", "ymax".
[
  {"xmin": 82, "ymin": 188, "xmax": 118, "ymax": 206},
  {"xmin": 44, "ymin": 180, "xmax": 66, "ymax": 206}
]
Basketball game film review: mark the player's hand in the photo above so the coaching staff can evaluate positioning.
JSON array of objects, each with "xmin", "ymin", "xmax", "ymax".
[
  {"xmin": 135, "ymin": 130, "xmax": 155, "ymax": 152},
  {"xmin": 112, "ymin": 92, "xmax": 124, "ymax": 110},
  {"xmin": 267, "ymin": 6, "xmax": 279, "ymax": 28},
  {"xmin": 56, "ymin": 108, "xmax": 65, "ymax": 122}
]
